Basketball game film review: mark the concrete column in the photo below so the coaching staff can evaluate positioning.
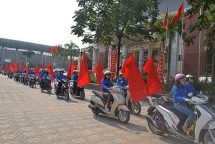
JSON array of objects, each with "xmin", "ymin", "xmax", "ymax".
[
  {"xmin": 122, "ymin": 44, "xmax": 128, "ymax": 64},
  {"xmin": 139, "ymin": 48, "xmax": 144, "ymax": 74},
  {"xmin": 16, "ymin": 48, "xmax": 19, "ymax": 62},
  {"xmin": 1, "ymin": 47, "xmax": 4, "ymax": 65},
  {"xmin": 108, "ymin": 47, "xmax": 111, "ymax": 69},
  {"xmin": 41, "ymin": 51, "xmax": 43, "ymax": 63},
  {"xmin": 148, "ymin": 42, "xmax": 151, "ymax": 59},
  {"xmin": 92, "ymin": 49, "xmax": 98, "ymax": 70}
]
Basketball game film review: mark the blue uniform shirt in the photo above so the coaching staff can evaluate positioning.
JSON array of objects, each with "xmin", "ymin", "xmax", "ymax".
[
  {"xmin": 172, "ymin": 86, "xmax": 191, "ymax": 103},
  {"xmin": 73, "ymin": 75, "xmax": 78, "ymax": 81},
  {"xmin": 117, "ymin": 77, "xmax": 128, "ymax": 87},
  {"xmin": 56, "ymin": 74, "xmax": 67, "ymax": 81},
  {"xmin": 101, "ymin": 78, "xmax": 114, "ymax": 91},
  {"xmin": 29, "ymin": 71, "xmax": 35, "ymax": 75},
  {"xmin": 184, "ymin": 81, "xmax": 198, "ymax": 96}
]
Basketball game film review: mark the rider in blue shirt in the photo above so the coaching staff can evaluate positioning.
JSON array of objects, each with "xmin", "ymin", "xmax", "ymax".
[
  {"xmin": 72, "ymin": 70, "xmax": 79, "ymax": 94},
  {"xmin": 28, "ymin": 68, "xmax": 36, "ymax": 83},
  {"xmin": 56, "ymin": 70, "xmax": 68, "ymax": 95},
  {"xmin": 184, "ymin": 74, "xmax": 198, "ymax": 96},
  {"xmin": 172, "ymin": 74, "xmax": 196, "ymax": 133},
  {"xmin": 117, "ymin": 73, "xmax": 128, "ymax": 97},
  {"xmin": 102, "ymin": 71, "xmax": 114, "ymax": 111}
]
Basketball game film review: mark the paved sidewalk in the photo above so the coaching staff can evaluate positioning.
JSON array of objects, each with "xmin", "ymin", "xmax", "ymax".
[{"xmin": 0, "ymin": 74, "xmax": 191, "ymax": 144}]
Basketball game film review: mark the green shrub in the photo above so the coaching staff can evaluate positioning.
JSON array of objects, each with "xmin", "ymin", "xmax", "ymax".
[{"xmin": 90, "ymin": 76, "xmax": 96, "ymax": 83}]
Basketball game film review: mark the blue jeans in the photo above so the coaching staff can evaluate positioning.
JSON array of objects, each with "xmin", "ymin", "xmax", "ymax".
[
  {"xmin": 120, "ymin": 89, "xmax": 127, "ymax": 97},
  {"xmin": 174, "ymin": 102, "xmax": 196, "ymax": 125}
]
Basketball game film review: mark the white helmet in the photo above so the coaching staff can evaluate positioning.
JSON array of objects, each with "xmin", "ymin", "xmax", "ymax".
[{"xmin": 104, "ymin": 71, "xmax": 111, "ymax": 75}]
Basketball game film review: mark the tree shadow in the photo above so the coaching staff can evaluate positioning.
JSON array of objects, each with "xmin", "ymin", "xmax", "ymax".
[{"xmin": 93, "ymin": 114, "xmax": 148, "ymax": 133}]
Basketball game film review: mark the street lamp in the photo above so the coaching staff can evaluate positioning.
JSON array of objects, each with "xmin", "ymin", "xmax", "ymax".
[{"xmin": 204, "ymin": 46, "xmax": 210, "ymax": 83}]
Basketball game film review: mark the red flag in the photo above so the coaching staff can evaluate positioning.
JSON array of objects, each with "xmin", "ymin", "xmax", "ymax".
[
  {"xmin": 34, "ymin": 64, "xmax": 40, "ymax": 78},
  {"xmin": 42, "ymin": 62, "xmax": 45, "ymax": 69},
  {"xmin": 55, "ymin": 46, "xmax": 59, "ymax": 53},
  {"xmin": 11, "ymin": 61, "xmax": 18, "ymax": 72},
  {"xmin": 187, "ymin": 13, "xmax": 195, "ymax": 22},
  {"xmin": 77, "ymin": 52, "xmax": 91, "ymax": 88},
  {"xmin": 170, "ymin": 2, "xmax": 184, "ymax": 24},
  {"xmin": 5, "ymin": 64, "xmax": 9, "ymax": 72},
  {"xmin": 19, "ymin": 61, "xmax": 23, "ymax": 71},
  {"xmin": 143, "ymin": 55, "xmax": 163, "ymax": 94},
  {"xmin": 24, "ymin": 64, "xmax": 29, "ymax": 77},
  {"xmin": 47, "ymin": 63, "xmax": 55, "ymax": 82},
  {"xmin": 93, "ymin": 62, "xmax": 104, "ymax": 88},
  {"xmin": 163, "ymin": 6, "xmax": 168, "ymax": 30},
  {"xmin": 122, "ymin": 55, "xmax": 149, "ymax": 103},
  {"xmin": 1, "ymin": 65, "xmax": 3, "ymax": 69},
  {"xmin": 50, "ymin": 47, "xmax": 54, "ymax": 53},
  {"xmin": 67, "ymin": 60, "xmax": 76, "ymax": 78}
]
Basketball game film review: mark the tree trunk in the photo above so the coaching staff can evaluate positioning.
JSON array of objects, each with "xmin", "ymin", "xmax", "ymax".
[
  {"xmin": 166, "ymin": 41, "xmax": 172, "ymax": 81},
  {"xmin": 211, "ymin": 42, "xmax": 215, "ymax": 84},
  {"xmin": 117, "ymin": 38, "xmax": 122, "ymax": 76}
]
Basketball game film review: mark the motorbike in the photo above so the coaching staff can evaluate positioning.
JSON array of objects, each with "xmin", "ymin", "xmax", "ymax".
[
  {"xmin": 40, "ymin": 75, "xmax": 52, "ymax": 94},
  {"xmin": 146, "ymin": 94, "xmax": 215, "ymax": 144},
  {"xmin": 29, "ymin": 74, "xmax": 36, "ymax": 88},
  {"xmin": 69, "ymin": 80, "xmax": 85, "ymax": 99},
  {"xmin": 121, "ymin": 86, "xmax": 141, "ymax": 115},
  {"xmin": 88, "ymin": 86, "xmax": 130, "ymax": 124},
  {"xmin": 54, "ymin": 79, "xmax": 69, "ymax": 101}
]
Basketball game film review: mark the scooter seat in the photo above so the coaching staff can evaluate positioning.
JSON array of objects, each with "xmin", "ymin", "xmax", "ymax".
[
  {"xmin": 92, "ymin": 90, "xmax": 107, "ymax": 104},
  {"xmin": 155, "ymin": 98, "xmax": 187, "ymax": 121}
]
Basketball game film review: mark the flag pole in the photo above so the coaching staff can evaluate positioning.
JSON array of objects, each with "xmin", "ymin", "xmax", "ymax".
[
  {"xmin": 198, "ymin": 8, "xmax": 202, "ymax": 78},
  {"xmin": 165, "ymin": 5, "xmax": 169, "ymax": 78},
  {"xmin": 180, "ymin": 1, "xmax": 185, "ymax": 73}
]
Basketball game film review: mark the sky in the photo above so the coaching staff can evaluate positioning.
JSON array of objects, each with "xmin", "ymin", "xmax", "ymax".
[{"xmin": 0, "ymin": 0, "xmax": 88, "ymax": 48}]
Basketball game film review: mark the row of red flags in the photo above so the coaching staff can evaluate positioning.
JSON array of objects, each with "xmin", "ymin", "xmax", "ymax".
[
  {"xmin": 3, "ymin": 53, "xmax": 162, "ymax": 104},
  {"xmin": 163, "ymin": 2, "xmax": 195, "ymax": 30},
  {"xmin": 50, "ymin": 46, "xmax": 59, "ymax": 53}
]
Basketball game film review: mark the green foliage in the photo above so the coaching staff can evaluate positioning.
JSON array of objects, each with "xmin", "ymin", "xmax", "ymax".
[
  {"xmin": 72, "ymin": 0, "xmax": 159, "ymax": 74},
  {"xmin": 193, "ymin": 80, "xmax": 215, "ymax": 96},
  {"xmin": 90, "ymin": 76, "xmax": 96, "ymax": 83},
  {"xmin": 185, "ymin": 1, "xmax": 215, "ymax": 46}
]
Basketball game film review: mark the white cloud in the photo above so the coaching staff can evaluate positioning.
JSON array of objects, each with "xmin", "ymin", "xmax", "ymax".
[{"xmin": 0, "ymin": 0, "xmax": 88, "ymax": 48}]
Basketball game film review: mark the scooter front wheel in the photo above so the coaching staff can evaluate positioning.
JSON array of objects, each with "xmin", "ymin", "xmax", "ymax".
[
  {"xmin": 117, "ymin": 109, "xmax": 130, "ymax": 124},
  {"xmin": 201, "ymin": 129, "xmax": 215, "ymax": 144},
  {"xmin": 131, "ymin": 102, "xmax": 141, "ymax": 115}
]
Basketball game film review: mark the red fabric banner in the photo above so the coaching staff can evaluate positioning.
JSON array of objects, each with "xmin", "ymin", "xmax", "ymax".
[
  {"xmin": 143, "ymin": 55, "xmax": 163, "ymax": 94},
  {"xmin": 122, "ymin": 55, "xmax": 149, "ymax": 103},
  {"xmin": 93, "ymin": 62, "xmax": 104, "ymax": 88},
  {"xmin": 110, "ymin": 48, "xmax": 117, "ymax": 78},
  {"xmin": 77, "ymin": 52, "xmax": 91, "ymax": 88},
  {"xmin": 67, "ymin": 60, "xmax": 76, "ymax": 78}
]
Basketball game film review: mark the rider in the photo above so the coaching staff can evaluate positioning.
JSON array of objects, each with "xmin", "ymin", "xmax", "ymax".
[
  {"xmin": 28, "ymin": 68, "xmax": 36, "ymax": 83},
  {"xmin": 56, "ymin": 70, "xmax": 68, "ymax": 95},
  {"xmin": 40, "ymin": 69, "xmax": 49, "ymax": 88},
  {"xmin": 72, "ymin": 70, "xmax": 79, "ymax": 94},
  {"xmin": 101, "ymin": 71, "xmax": 114, "ymax": 111},
  {"xmin": 172, "ymin": 74, "xmax": 196, "ymax": 133},
  {"xmin": 117, "ymin": 72, "xmax": 128, "ymax": 97},
  {"xmin": 184, "ymin": 74, "xmax": 198, "ymax": 96}
]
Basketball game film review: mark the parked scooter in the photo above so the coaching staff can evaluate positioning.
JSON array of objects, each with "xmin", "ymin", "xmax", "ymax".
[
  {"xmin": 69, "ymin": 80, "xmax": 85, "ymax": 99},
  {"xmin": 88, "ymin": 86, "xmax": 130, "ymax": 124},
  {"xmin": 146, "ymin": 94, "xmax": 215, "ymax": 144},
  {"xmin": 40, "ymin": 75, "xmax": 52, "ymax": 94},
  {"xmin": 54, "ymin": 79, "xmax": 69, "ymax": 100}
]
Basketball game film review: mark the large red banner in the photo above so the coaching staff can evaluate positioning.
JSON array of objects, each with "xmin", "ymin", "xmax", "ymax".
[{"xmin": 110, "ymin": 48, "xmax": 117, "ymax": 78}]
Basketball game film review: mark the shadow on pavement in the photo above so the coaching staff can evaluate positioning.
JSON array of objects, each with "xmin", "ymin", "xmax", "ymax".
[
  {"xmin": 93, "ymin": 114, "xmax": 148, "ymax": 133},
  {"xmin": 158, "ymin": 134, "xmax": 194, "ymax": 144},
  {"xmin": 56, "ymin": 97, "xmax": 78, "ymax": 103}
]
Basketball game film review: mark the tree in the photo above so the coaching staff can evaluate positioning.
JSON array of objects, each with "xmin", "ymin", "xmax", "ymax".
[
  {"xmin": 22, "ymin": 50, "xmax": 35, "ymax": 61},
  {"xmin": 71, "ymin": 0, "xmax": 159, "ymax": 75},
  {"xmin": 152, "ymin": 14, "xmax": 182, "ymax": 81},
  {"xmin": 64, "ymin": 41, "xmax": 80, "ymax": 59},
  {"xmin": 185, "ymin": 0, "xmax": 215, "ymax": 83}
]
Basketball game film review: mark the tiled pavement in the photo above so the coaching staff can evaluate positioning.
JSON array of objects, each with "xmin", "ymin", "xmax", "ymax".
[{"xmin": 0, "ymin": 74, "xmax": 191, "ymax": 144}]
